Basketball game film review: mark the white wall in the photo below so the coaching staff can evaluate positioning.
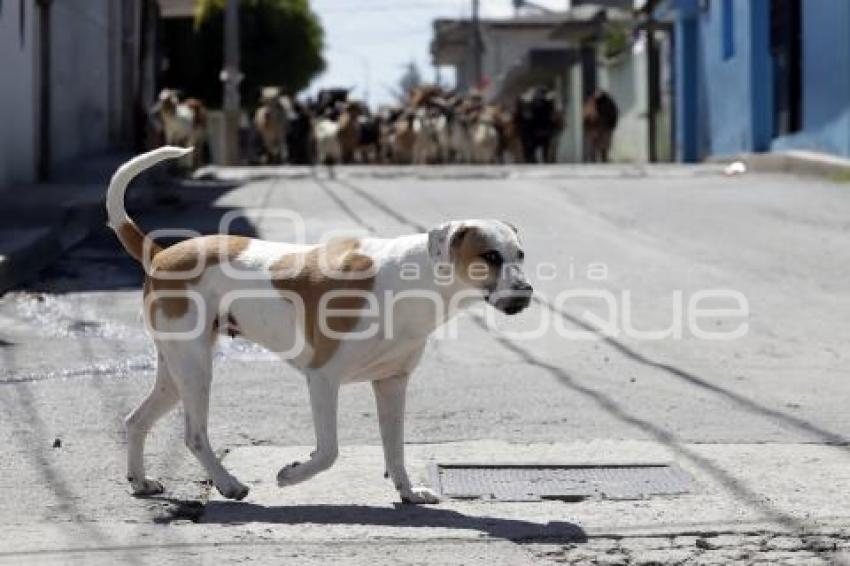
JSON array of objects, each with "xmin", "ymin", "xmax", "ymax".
[
  {"xmin": 0, "ymin": 0, "xmax": 142, "ymax": 189},
  {"xmin": 0, "ymin": 0, "xmax": 38, "ymax": 189},
  {"xmin": 485, "ymin": 26, "xmax": 566, "ymax": 94},
  {"xmin": 557, "ymin": 62, "xmax": 584, "ymax": 163},
  {"xmin": 598, "ymin": 37, "xmax": 650, "ymax": 163},
  {"xmin": 49, "ymin": 0, "xmax": 117, "ymax": 167}
]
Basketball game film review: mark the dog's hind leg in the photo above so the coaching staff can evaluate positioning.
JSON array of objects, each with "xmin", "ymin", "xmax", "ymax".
[
  {"xmin": 277, "ymin": 372, "xmax": 339, "ymax": 486},
  {"xmin": 161, "ymin": 340, "xmax": 250, "ymax": 501},
  {"xmin": 125, "ymin": 350, "xmax": 179, "ymax": 496}
]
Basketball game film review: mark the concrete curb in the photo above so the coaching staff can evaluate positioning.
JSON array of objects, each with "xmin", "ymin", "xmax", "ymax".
[
  {"xmin": 0, "ymin": 199, "xmax": 105, "ymax": 295},
  {"xmin": 195, "ymin": 163, "xmax": 727, "ymax": 182},
  {"xmin": 712, "ymin": 150, "xmax": 850, "ymax": 180},
  {"xmin": 0, "ymin": 151, "xmax": 156, "ymax": 295}
]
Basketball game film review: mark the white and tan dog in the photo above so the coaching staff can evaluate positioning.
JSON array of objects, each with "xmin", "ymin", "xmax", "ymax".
[
  {"xmin": 154, "ymin": 90, "xmax": 208, "ymax": 169},
  {"xmin": 110, "ymin": 147, "xmax": 532, "ymax": 503}
]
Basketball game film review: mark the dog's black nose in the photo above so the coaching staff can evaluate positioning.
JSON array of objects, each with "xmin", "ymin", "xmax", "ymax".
[
  {"xmin": 502, "ymin": 282, "xmax": 533, "ymax": 315},
  {"xmin": 512, "ymin": 282, "xmax": 534, "ymax": 297}
]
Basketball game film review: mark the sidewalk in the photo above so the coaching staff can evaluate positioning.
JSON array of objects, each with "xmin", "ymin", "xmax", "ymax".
[
  {"xmin": 0, "ymin": 153, "xmax": 133, "ymax": 294},
  {"xmin": 184, "ymin": 440, "xmax": 850, "ymax": 564},
  {"xmin": 0, "ymin": 441, "xmax": 848, "ymax": 564},
  {"xmin": 713, "ymin": 150, "xmax": 850, "ymax": 180}
]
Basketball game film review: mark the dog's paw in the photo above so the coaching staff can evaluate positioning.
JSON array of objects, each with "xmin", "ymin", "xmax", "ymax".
[
  {"xmin": 130, "ymin": 477, "xmax": 165, "ymax": 497},
  {"xmin": 277, "ymin": 461, "xmax": 307, "ymax": 487},
  {"xmin": 400, "ymin": 486, "xmax": 440, "ymax": 505},
  {"xmin": 216, "ymin": 479, "xmax": 250, "ymax": 501}
]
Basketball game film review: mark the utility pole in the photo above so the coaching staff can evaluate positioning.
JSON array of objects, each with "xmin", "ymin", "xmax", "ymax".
[
  {"xmin": 358, "ymin": 55, "xmax": 371, "ymax": 107},
  {"xmin": 364, "ymin": 60, "xmax": 371, "ymax": 107},
  {"xmin": 646, "ymin": 25, "xmax": 658, "ymax": 163},
  {"xmin": 471, "ymin": 0, "xmax": 482, "ymax": 89},
  {"xmin": 36, "ymin": 0, "xmax": 52, "ymax": 181},
  {"xmin": 221, "ymin": 0, "xmax": 242, "ymax": 165}
]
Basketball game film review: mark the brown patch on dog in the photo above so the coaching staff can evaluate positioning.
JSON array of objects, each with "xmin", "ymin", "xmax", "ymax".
[
  {"xmin": 159, "ymin": 95, "xmax": 176, "ymax": 117},
  {"xmin": 117, "ymin": 222, "xmax": 162, "ymax": 265},
  {"xmin": 451, "ymin": 226, "xmax": 497, "ymax": 288},
  {"xmin": 145, "ymin": 235, "xmax": 251, "ymax": 321},
  {"xmin": 337, "ymin": 103, "xmax": 362, "ymax": 161},
  {"xmin": 185, "ymin": 98, "xmax": 207, "ymax": 129},
  {"xmin": 270, "ymin": 238, "xmax": 375, "ymax": 368},
  {"xmin": 143, "ymin": 277, "xmax": 155, "ymax": 326},
  {"xmin": 392, "ymin": 113, "xmax": 417, "ymax": 159}
]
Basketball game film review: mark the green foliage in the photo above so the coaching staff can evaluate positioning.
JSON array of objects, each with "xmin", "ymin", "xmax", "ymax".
[
  {"xmin": 602, "ymin": 22, "xmax": 629, "ymax": 60},
  {"xmin": 193, "ymin": 0, "xmax": 325, "ymax": 107},
  {"xmin": 829, "ymin": 170, "xmax": 850, "ymax": 184}
]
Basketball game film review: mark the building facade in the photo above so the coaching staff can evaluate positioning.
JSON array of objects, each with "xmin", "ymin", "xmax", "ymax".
[
  {"xmin": 431, "ymin": 4, "xmax": 671, "ymax": 164},
  {"xmin": 662, "ymin": 0, "xmax": 850, "ymax": 161},
  {"xmin": 0, "ymin": 0, "xmax": 40, "ymax": 187},
  {"xmin": 0, "ymin": 0, "xmax": 158, "ymax": 190},
  {"xmin": 431, "ymin": 14, "xmax": 578, "ymax": 161}
]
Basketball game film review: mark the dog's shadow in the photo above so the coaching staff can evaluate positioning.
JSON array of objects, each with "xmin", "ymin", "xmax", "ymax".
[{"xmin": 157, "ymin": 498, "xmax": 586, "ymax": 542}]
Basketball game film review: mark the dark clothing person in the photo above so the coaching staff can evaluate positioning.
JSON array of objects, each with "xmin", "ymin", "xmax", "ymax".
[
  {"xmin": 514, "ymin": 87, "xmax": 564, "ymax": 164},
  {"xmin": 583, "ymin": 90, "xmax": 619, "ymax": 163}
]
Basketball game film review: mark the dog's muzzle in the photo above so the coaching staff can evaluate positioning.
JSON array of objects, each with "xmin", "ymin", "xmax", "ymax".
[{"xmin": 494, "ymin": 282, "xmax": 534, "ymax": 315}]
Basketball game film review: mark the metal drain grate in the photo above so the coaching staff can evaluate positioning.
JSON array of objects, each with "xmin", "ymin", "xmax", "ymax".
[{"xmin": 430, "ymin": 463, "xmax": 694, "ymax": 502}]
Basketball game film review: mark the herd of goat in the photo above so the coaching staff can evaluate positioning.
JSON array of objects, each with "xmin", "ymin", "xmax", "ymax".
[{"xmin": 149, "ymin": 84, "xmax": 617, "ymax": 169}]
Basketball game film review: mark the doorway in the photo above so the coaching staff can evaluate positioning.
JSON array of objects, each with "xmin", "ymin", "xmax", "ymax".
[{"xmin": 770, "ymin": 0, "xmax": 802, "ymax": 137}]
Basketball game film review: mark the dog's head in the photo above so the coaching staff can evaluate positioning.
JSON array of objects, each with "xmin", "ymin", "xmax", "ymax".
[{"xmin": 428, "ymin": 219, "xmax": 532, "ymax": 315}]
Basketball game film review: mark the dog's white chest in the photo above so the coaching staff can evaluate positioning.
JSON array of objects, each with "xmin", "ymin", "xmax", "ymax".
[{"xmin": 333, "ymin": 338, "xmax": 426, "ymax": 383}]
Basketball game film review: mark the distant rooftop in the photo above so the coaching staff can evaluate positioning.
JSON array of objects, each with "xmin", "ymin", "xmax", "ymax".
[
  {"xmin": 432, "ymin": 3, "xmax": 633, "ymax": 60},
  {"xmin": 432, "ymin": 3, "xmax": 631, "ymax": 32}
]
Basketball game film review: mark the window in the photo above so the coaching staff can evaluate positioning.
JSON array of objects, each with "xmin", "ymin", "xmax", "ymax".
[{"xmin": 721, "ymin": 0, "xmax": 734, "ymax": 60}]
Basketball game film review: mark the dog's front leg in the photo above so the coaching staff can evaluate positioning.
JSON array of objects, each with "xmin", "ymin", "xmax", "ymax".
[
  {"xmin": 277, "ymin": 373, "xmax": 340, "ymax": 486},
  {"xmin": 372, "ymin": 374, "xmax": 439, "ymax": 504}
]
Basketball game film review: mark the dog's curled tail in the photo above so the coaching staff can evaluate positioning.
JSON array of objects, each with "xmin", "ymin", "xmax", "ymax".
[{"xmin": 106, "ymin": 146, "xmax": 193, "ymax": 266}]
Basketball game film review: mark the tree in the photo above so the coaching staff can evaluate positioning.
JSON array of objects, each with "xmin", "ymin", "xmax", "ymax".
[{"xmin": 193, "ymin": 0, "xmax": 325, "ymax": 107}]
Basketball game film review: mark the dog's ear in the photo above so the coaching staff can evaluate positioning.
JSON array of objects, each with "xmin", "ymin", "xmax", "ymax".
[
  {"xmin": 427, "ymin": 221, "xmax": 468, "ymax": 265},
  {"xmin": 501, "ymin": 220, "xmax": 519, "ymax": 234}
]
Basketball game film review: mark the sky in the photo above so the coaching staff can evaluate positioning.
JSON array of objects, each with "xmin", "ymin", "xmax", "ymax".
[{"xmin": 306, "ymin": 0, "xmax": 570, "ymax": 106}]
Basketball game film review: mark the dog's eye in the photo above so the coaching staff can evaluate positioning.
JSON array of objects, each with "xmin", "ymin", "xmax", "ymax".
[
  {"xmin": 480, "ymin": 251, "xmax": 503, "ymax": 265},
  {"xmin": 517, "ymin": 250, "xmax": 525, "ymax": 261}
]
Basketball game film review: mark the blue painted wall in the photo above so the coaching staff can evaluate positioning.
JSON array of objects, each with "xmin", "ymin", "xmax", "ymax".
[
  {"xmin": 672, "ymin": 0, "xmax": 699, "ymax": 161},
  {"xmin": 749, "ymin": 0, "xmax": 773, "ymax": 153},
  {"xmin": 667, "ymin": 0, "xmax": 768, "ymax": 160},
  {"xmin": 666, "ymin": 0, "xmax": 850, "ymax": 160},
  {"xmin": 694, "ymin": 0, "xmax": 770, "ymax": 156},
  {"xmin": 772, "ymin": 1, "xmax": 850, "ymax": 156}
]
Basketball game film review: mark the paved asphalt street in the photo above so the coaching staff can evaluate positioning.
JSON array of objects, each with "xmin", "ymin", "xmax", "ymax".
[{"xmin": 1, "ymin": 164, "xmax": 850, "ymax": 564}]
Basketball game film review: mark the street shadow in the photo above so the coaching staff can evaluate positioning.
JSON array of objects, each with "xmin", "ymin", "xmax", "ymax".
[
  {"xmin": 473, "ymin": 315, "xmax": 820, "ymax": 535},
  {"xmin": 19, "ymin": 177, "xmax": 258, "ymax": 294},
  {"xmin": 313, "ymin": 177, "xmax": 378, "ymax": 234},
  {"xmin": 193, "ymin": 501, "xmax": 586, "ymax": 542},
  {"xmin": 331, "ymin": 178, "xmax": 427, "ymax": 231},
  {"xmin": 536, "ymin": 297, "xmax": 850, "ymax": 447}
]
